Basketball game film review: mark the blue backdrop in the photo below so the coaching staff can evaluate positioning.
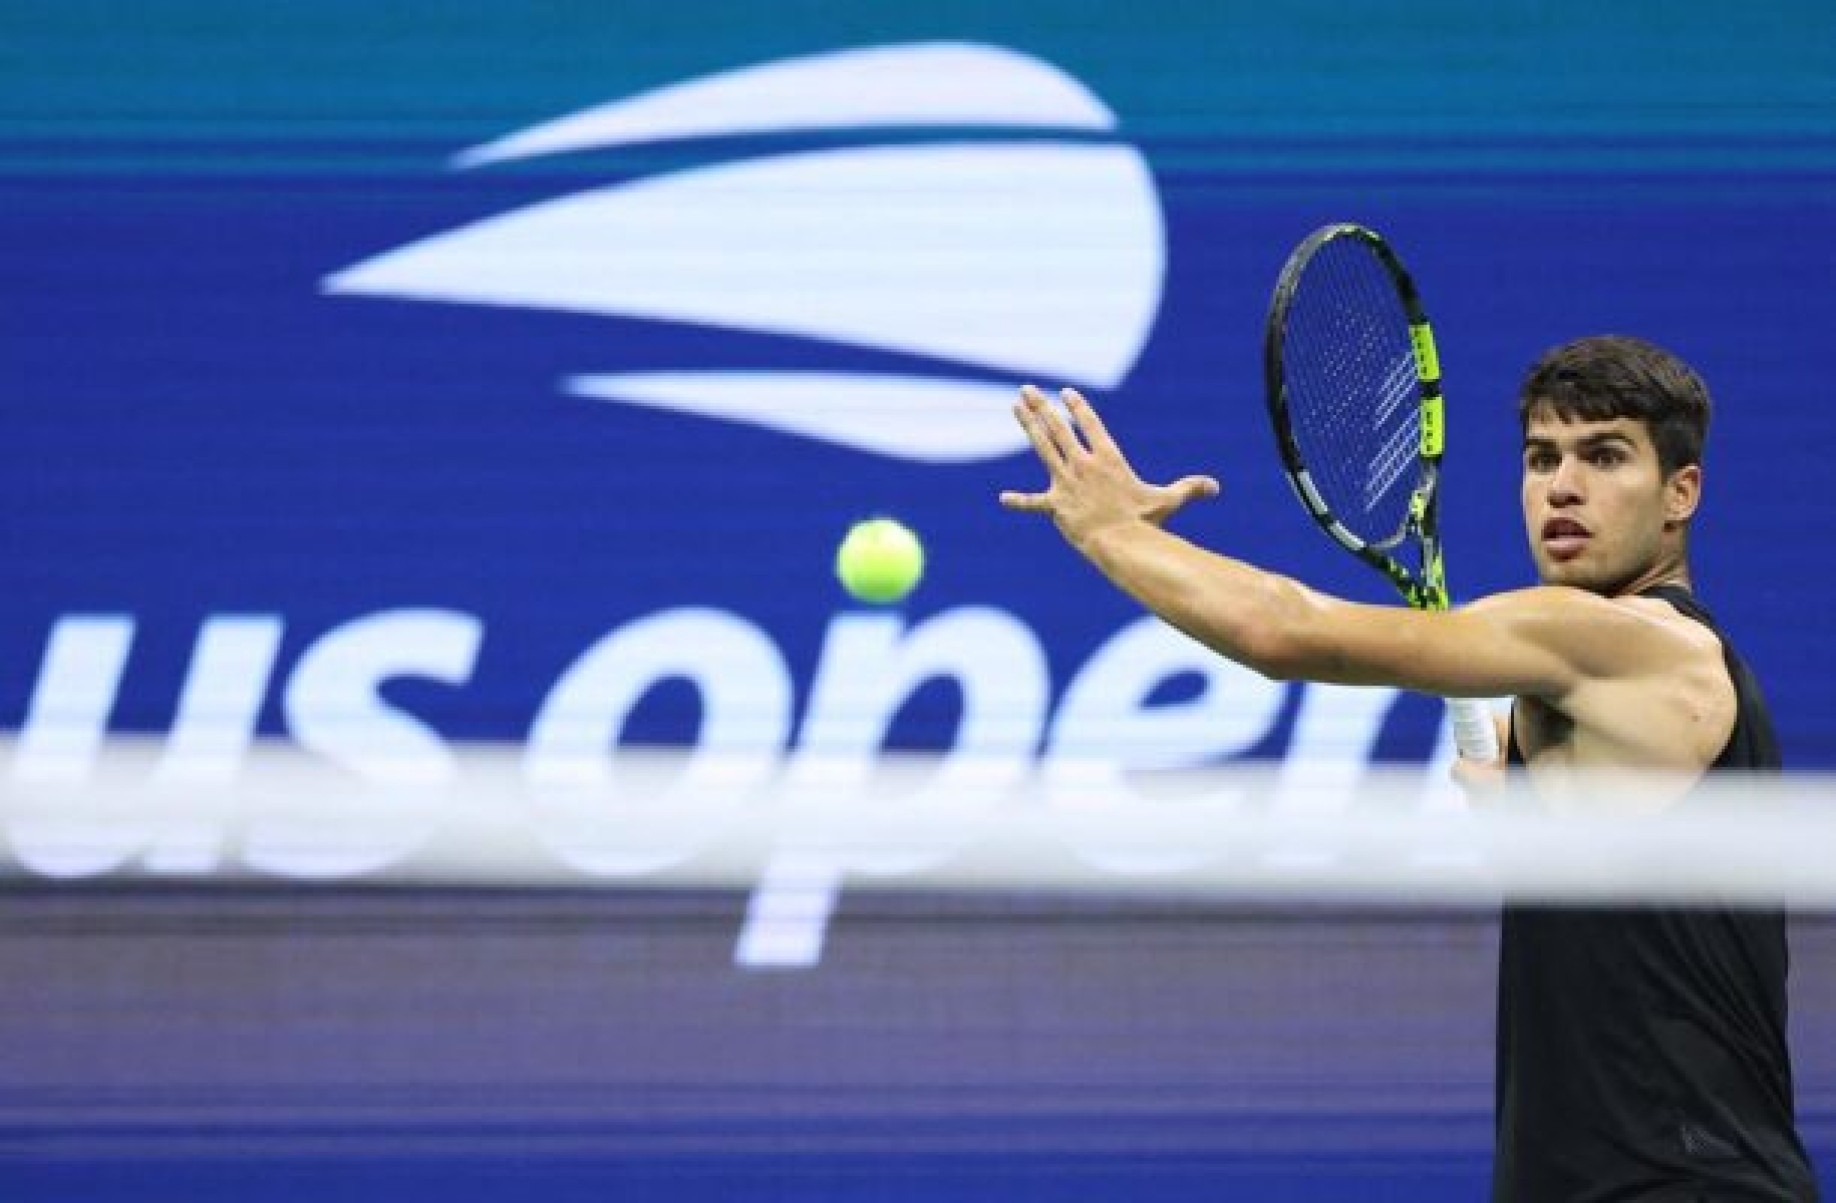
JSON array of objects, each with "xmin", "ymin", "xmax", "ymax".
[
  {"xmin": 6, "ymin": 2, "xmax": 1836, "ymax": 771},
  {"xmin": 3, "ymin": 3, "xmax": 1834, "ymax": 1200}
]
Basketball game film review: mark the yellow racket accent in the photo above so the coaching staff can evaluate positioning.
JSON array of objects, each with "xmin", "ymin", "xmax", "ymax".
[
  {"xmin": 1409, "ymin": 322, "xmax": 1440, "ymax": 382},
  {"xmin": 1419, "ymin": 395, "xmax": 1445, "ymax": 457}
]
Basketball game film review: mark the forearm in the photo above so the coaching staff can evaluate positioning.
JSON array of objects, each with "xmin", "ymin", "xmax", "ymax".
[
  {"xmin": 1076, "ymin": 518, "xmax": 1313, "ymax": 677},
  {"xmin": 1077, "ymin": 520, "xmax": 1593, "ymax": 697}
]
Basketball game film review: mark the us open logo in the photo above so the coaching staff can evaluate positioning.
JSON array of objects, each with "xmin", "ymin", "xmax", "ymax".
[{"xmin": 322, "ymin": 42, "xmax": 1166, "ymax": 463}]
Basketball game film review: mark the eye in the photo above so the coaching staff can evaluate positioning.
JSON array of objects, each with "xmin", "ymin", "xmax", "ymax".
[
  {"xmin": 1587, "ymin": 446, "xmax": 1625, "ymax": 467},
  {"xmin": 1524, "ymin": 449, "xmax": 1557, "ymax": 472}
]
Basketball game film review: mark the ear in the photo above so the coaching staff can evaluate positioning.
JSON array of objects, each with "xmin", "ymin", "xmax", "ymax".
[{"xmin": 1664, "ymin": 463, "xmax": 1702, "ymax": 526}]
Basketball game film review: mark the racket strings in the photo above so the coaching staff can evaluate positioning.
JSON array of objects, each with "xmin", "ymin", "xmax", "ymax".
[
  {"xmin": 1367, "ymin": 406, "xmax": 1419, "ymax": 514},
  {"xmin": 1279, "ymin": 237, "xmax": 1425, "ymax": 547}
]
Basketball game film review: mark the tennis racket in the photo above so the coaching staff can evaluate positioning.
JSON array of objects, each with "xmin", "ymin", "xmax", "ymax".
[{"xmin": 1263, "ymin": 222, "xmax": 1498, "ymax": 762}]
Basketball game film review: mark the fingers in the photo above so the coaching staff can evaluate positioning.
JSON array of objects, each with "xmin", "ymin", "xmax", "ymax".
[
  {"xmin": 1060, "ymin": 388, "xmax": 1120, "ymax": 459},
  {"xmin": 1018, "ymin": 383, "xmax": 1084, "ymax": 465},
  {"xmin": 998, "ymin": 489, "xmax": 1052, "ymax": 513},
  {"xmin": 1171, "ymin": 474, "xmax": 1222, "ymax": 503},
  {"xmin": 1143, "ymin": 473, "xmax": 1222, "ymax": 525},
  {"xmin": 1006, "ymin": 385, "xmax": 1074, "ymax": 519},
  {"xmin": 1013, "ymin": 385, "xmax": 1070, "ymax": 471},
  {"xmin": 1012, "ymin": 384, "xmax": 1225, "ymax": 528}
]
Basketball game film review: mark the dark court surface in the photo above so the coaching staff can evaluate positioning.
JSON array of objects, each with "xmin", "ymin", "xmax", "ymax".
[{"xmin": 1, "ymin": 888, "xmax": 1830, "ymax": 1201}]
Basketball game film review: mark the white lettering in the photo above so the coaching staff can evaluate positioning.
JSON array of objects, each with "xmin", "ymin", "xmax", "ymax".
[
  {"xmin": 147, "ymin": 616, "xmax": 285, "ymax": 873},
  {"xmin": 10, "ymin": 617, "xmax": 139, "ymax": 876},
  {"xmin": 1263, "ymin": 683, "xmax": 1404, "ymax": 869},
  {"xmin": 253, "ymin": 610, "xmax": 481, "ymax": 878},
  {"xmin": 741, "ymin": 608, "xmax": 1049, "ymax": 967},
  {"xmin": 282, "ymin": 609, "xmax": 480, "ymax": 779},
  {"xmin": 0, "ymin": 605, "xmax": 1453, "ymax": 966},
  {"xmin": 1046, "ymin": 617, "xmax": 1287, "ymax": 873},
  {"xmin": 15, "ymin": 616, "xmax": 134, "ymax": 781},
  {"xmin": 526, "ymin": 608, "xmax": 791, "ymax": 876}
]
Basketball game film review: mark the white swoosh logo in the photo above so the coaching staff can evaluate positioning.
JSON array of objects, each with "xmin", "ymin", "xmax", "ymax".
[
  {"xmin": 568, "ymin": 372, "xmax": 1026, "ymax": 464},
  {"xmin": 323, "ymin": 43, "xmax": 1166, "ymax": 463},
  {"xmin": 455, "ymin": 41, "xmax": 1117, "ymax": 167}
]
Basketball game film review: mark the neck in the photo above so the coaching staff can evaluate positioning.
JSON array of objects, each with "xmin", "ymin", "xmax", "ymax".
[{"xmin": 1615, "ymin": 552, "xmax": 1691, "ymax": 598}]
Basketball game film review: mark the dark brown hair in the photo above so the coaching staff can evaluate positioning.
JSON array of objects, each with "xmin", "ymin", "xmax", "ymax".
[{"xmin": 1518, "ymin": 335, "xmax": 1710, "ymax": 475}]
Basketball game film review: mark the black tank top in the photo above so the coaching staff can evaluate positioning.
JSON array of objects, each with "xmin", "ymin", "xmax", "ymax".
[{"xmin": 1493, "ymin": 584, "xmax": 1819, "ymax": 1202}]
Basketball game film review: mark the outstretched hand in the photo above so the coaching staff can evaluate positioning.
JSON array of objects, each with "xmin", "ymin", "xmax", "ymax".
[{"xmin": 999, "ymin": 385, "xmax": 1220, "ymax": 548}]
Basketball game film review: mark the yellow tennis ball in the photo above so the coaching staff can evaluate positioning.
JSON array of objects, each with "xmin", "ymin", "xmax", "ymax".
[{"xmin": 835, "ymin": 517, "xmax": 925, "ymax": 604}]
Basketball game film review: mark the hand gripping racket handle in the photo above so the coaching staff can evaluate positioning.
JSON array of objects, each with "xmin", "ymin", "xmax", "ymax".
[{"xmin": 1448, "ymin": 697, "xmax": 1500, "ymax": 763}]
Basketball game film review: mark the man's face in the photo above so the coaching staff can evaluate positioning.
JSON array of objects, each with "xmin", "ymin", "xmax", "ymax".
[{"xmin": 1520, "ymin": 408, "xmax": 1684, "ymax": 593}]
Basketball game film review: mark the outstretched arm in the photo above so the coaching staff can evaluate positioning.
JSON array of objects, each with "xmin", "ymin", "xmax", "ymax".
[{"xmin": 999, "ymin": 386, "xmax": 1679, "ymax": 704}]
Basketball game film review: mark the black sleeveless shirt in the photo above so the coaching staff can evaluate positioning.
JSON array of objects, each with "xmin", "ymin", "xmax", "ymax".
[{"xmin": 1493, "ymin": 585, "xmax": 1819, "ymax": 1202}]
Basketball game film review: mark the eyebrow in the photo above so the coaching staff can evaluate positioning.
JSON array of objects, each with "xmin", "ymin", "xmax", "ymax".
[{"xmin": 1523, "ymin": 431, "xmax": 1638, "ymax": 450}]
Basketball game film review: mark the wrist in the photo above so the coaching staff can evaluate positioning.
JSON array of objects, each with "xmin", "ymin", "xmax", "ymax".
[{"xmin": 1072, "ymin": 515, "xmax": 1149, "ymax": 564}]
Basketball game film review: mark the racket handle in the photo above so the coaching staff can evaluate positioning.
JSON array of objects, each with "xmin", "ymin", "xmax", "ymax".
[{"xmin": 1448, "ymin": 697, "xmax": 1500, "ymax": 763}]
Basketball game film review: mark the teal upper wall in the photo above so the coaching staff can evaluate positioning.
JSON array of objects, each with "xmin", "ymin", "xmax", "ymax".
[{"xmin": 6, "ymin": 0, "xmax": 1835, "ymax": 174}]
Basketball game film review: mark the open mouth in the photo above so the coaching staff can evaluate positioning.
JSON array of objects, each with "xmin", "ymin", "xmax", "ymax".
[{"xmin": 1541, "ymin": 517, "xmax": 1590, "ymax": 558}]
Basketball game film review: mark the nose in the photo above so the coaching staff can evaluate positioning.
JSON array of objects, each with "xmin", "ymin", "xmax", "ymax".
[{"xmin": 1546, "ymin": 454, "xmax": 1584, "ymax": 506}]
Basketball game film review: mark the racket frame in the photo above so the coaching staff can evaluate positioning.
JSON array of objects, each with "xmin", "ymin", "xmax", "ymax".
[
  {"xmin": 1263, "ymin": 222, "xmax": 1498, "ymax": 762},
  {"xmin": 1263, "ymin": 222, "xmax": 1450, "ymax": 614}
]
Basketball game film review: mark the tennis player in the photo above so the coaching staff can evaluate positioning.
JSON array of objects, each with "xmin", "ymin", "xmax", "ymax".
[{"xmin": 1001, "ymin": 335, "xmax": 1819, "ymax": 1201}]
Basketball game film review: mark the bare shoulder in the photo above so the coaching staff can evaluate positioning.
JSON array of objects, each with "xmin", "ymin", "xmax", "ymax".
[
  {"xmin": 1462, "ymin": 585, "xmax": 1717, "ymax": 680},
  {"xmin": 1610, "ymin": 593, "xmax": 1726, "ymax": 652},
  {"xmin": 1512, "ymin": 589, "xmax": 1735, "ymax": 773}
]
